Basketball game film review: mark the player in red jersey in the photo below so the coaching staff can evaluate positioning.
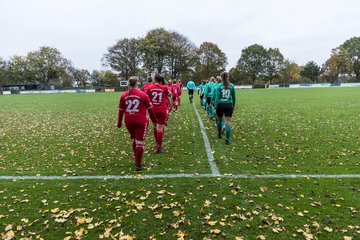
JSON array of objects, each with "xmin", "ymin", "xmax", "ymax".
[
  {"xmin": 166, "ymin": 80, "xmax": 174, "ymax": 113},
  {"xmin": 117, "ymin": 76, "xmax": 158, "ymax": 171},
  {"xmin": 171, "ymin": 80, "xmax": 180, "ymax": 111},
  {"xmin": 177, "ymin": 80, "xmax": 183, "ymax": 106},
  {"xmin": 145, "ymin": 73, "xmax": 172, "ymax": 153},
  {"xmin": 142, "ymin": 76, "xmax": 153, "ymax": 92}
]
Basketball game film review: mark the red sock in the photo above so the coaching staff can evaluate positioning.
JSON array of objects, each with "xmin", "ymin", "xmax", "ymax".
[
  {"xmin": 132, "ymin": 140, "xmax": 136, "ymax": 157},
  {"xmin": 156, "ymin": 130, "xmax": 164, "ymax": 151},
  {"xmin": 135, "ymin": 145, "xmax": 144, "ymax": 166},
  {"xmin": 153, "ymin": 127, "xmax": 157, "ymax": 141}
]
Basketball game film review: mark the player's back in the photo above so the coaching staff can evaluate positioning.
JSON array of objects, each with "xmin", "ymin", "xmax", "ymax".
[
  {"xmin": 120, "ymin": 89, "xmax": 150, "ymax": 121},
  {"xmin": 145, "ymin": 84, "xmax": 169, "ymax": 110}
]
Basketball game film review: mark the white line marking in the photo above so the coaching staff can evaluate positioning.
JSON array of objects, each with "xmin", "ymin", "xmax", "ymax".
[
  {"xmin": 192, "ymin": 103, "xmax": 220, "ymax": 176},
  {"xmin": 1, "ymin": 174, "xmax": 360, "ymax": 180}
]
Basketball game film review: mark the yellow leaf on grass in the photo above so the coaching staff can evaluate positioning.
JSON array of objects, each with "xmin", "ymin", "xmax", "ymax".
[
  {"xmin": 210, "ymin": 229, "xmax": 221, "ymax": 234},
  {"xmin": 324, "ymin": 227, "xmax": 333, "ymax": 233},
  {"xmin": 154, "ymin": 213, "xmax": 163, "ymax": 219},
  {"xmin": 207, "ymin": 221, "xmax": 217, "ymax": 226},
  {"xmin": 5, "ymin": 225, "xmax": 12, "ymax": 231},
  {"xmin": 173, "ymin": 211, "xmax": 181, "ymax": 217}
]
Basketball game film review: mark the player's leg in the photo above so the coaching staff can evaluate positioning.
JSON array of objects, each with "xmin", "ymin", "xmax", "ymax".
[
  {"xmin": 216, "ymin": 105, "xmax": 223, "ymax": 138},
  {"xmin": 134, "ymin": 121, "xmax": 149, "ymax": 170},
  {"xmin": 125, "ymin": 121, "xmax": 137, "ymax": 161},
  {"xmin": 189, "ymin": 89, "xmax": 194, "ymax": 103},
  {"xmin": 224, "ymin": 105, "xmax": 234, "ymax": 144},
  {"xmin": 155, "ymin": 109, "xmax": 167, "ymax": 153}
]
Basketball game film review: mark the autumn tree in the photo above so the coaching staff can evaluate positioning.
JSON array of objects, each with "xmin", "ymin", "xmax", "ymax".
[
  {"xmin": 103, "ymin": 38, "xmax": 142, "ymax": 80},
  {"xmin": 0, "ymin": 57, "xmax": 7, "ymax": 90},
  {"xmin": 7, "ymin": 55, "xmax": 33, "ymax": 84},
  {"xmin": 167, "ymin": 31, "xmax": 197, "ymax": 79},
  {"xmin": 322, "ymin": 47, "xmax": 351, "ymax": 82},
  {"xmin": 281, "ymin": 60, "xmax": 301, "ymax": 84},
  {"xmin": 340, "ymin": 36, "xmax": 360, "ymax": 80},
  {"xmin": 195, "ymin": 42, "xmax": 227, "ymax": 81},
  {"xmin": 236, "ymin": 44, "xmax": 268, "ymax": 84},
  {"xmin": 26, "ymin": 46, "xmax": 71, "ymax": 86},
  {"xmin": 99, "ymin": 70, "xmax": 118, "ymax": 86},
  {"xmin": 300, "ymin": 61, "xmax": 320, "ymax": 83},
  {"xmin": 265, "ymin": 48, "xmax": 284, "ymax": 84},
  {"xmin": 140, "ymin": 28, "xmax": 173, "ymax": 74}
]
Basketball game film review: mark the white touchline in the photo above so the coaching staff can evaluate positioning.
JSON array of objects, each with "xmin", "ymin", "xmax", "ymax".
[
  {"xmin": 1, "ymin": 174, "xmax": 360, "ymax": 180},
  {"xmin": 192, "ymin": 103, "xmax": 220, "ymax": 176}
]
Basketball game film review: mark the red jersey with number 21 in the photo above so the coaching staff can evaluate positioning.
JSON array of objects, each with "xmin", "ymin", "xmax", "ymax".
[
  {"xmin": 145, "ymin": 84, "xmax": 170, "ymax": 110},
  {"xmin": 119, "ymin": 89, "xmax": 153, "ymax": 122}
]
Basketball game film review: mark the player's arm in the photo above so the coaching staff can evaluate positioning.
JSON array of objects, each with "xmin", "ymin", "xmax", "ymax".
[
  {"xmin": 144, "ymin": 96, "xmax": 158, "ymax": 124},
  {"xmin": 167, "ymin": 90, "xmax": 173, "ymax": 107},
  {"xmin": 117, "ymin": 96, "xmax": 125, "ymax": 128}
]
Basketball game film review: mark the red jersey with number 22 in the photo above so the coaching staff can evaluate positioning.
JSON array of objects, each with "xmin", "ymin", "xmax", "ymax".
[
  {"xmin": 145, "ymin": 84, "xmax": 170, "ymax": 111},
  {"xmin": 119, "ymin": 89, "xmax": 153, "ymax": 122}
]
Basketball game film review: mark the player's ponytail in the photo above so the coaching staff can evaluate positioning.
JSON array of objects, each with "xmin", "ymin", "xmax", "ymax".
[
  {"xmin": 126, "ymin": 76, "xmax": 138, "ymax": 100},
  {"xmin": 221, "ymin": 71, "xmax": 229, "ymax": 89},
  {"xmin": 155, "ymin": 73, "xmax": 165, "ymax": 85}
]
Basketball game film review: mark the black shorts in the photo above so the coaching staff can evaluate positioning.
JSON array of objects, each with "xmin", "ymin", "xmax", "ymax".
[
  {"xmin": 188, "ymin": 89, "xmax": 194, "ymax": 95},
  {"xmin": 206, "ymin": 97, "xmax": 212, "ymax": 105},
  {"xmin": 216, "ymin": 103, "xmax": 233, "ymax": 117}
]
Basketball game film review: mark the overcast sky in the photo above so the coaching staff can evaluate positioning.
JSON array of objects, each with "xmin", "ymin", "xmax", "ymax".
[{"xmin": 1, "ymin": 0, "xmax": 359, "ymax": 72}]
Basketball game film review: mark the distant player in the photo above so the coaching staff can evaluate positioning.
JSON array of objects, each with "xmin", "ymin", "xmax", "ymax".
[
  {"xmin": 204, "ymin": 77, "xmax": 216, "ymax": 119},
  {"xmin": 176, "ymin": 80, "xmax": 183, "ymax": 106},
  {"xmin": 145, "ymin": 73, "xmax": 172, "ymax": 153},
  {"xmin": 171, "ymin": 80, "xmax": 180, "ymax": 111},
  {"xmin": 214, "ymin": 72, "xmax": 236, "ymax": 144},
  {"xmin": 198, "ymin": 80, "xmax": 206, "ymax": 108},
  {"xmin": 142, "ymin": 76, "xmax": 153, "ymax": 92},
  {"xmin": 118, "ymin": 76, "xmax": 158, "ymax": 171},
  {"xmin": 186, "ymin": 79, "xmax": 196, "ymax": 103}
]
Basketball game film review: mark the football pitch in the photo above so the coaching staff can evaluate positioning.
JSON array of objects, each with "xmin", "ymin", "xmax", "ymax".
[{"xmin": 0, "ymin": 88, "xmax": 359, "ymax": 239}]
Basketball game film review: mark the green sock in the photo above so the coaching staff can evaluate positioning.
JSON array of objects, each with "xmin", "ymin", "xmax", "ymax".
[
  {"xmin": 225, "ymin": 124, "xmax": 231, "ymax": 141},
  {"xmin": 221, "ymin": 118, "xmax": 225, "ymax": 128},
  {"xmin": 217, "ymin": 120, "xmax": 222, "ymax": 135}
]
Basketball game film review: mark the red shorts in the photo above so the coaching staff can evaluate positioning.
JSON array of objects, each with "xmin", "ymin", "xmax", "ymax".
[
  {"xmin": 153, "ymin": 108, "xmax": 168, "ymax": 125},
  {"xmin": 125, "ymin": 119, "xmax": 149, "ymax": 141}
]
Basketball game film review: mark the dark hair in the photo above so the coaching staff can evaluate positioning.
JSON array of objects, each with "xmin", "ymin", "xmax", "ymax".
[
  {"xmin": 154, "ymin": 73, "xmax": 165, "ymax": 85},
  {"xmin": 220, "ymin": 71, "xmax": 229, "ymax": 89},
  {"xmin": 147, "ymin": 77, "xmax": 153, "ymax": 83},
  {"xmin": 172, "ymin": 79, "xmax": 177, "ymax": 84}
]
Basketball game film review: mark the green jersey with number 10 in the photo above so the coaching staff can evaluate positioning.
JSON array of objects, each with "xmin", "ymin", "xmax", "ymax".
[{"xmin": 214, "ymin": 83, "xmax": 236, "ymax": 109}]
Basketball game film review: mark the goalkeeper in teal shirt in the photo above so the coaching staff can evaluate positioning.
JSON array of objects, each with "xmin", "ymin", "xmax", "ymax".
[{"xmin": 214, "ymin": 72, "xmax": 236, "ymax": 145}]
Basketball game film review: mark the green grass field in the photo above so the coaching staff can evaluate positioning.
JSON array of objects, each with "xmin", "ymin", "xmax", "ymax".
[{"xmin": 0, "ymin": 88, "xmax": 359, "ymax": 239}]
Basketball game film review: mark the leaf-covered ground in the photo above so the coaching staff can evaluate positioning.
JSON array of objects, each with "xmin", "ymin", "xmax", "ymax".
[
  {"xmin": 0, "ymin": 178, "xmax": 359, "ymax": 239},
  {"xmin": 1, "ymin": 88, "xmax": 360, "ymax": 239},
  {"xmin": 0, "ymin": 93, "xmax": 209, "ymax": 176},
  {"xmin": 200, "ymin": 88, "xmax": 360, "ymax": 174}
]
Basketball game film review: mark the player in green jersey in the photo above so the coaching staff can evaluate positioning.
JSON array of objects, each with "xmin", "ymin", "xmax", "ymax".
[
  {"xmin": 214, "ymin": 72, "xmax": 236, "ymax": 144},
  {"xmin": 204, "ymin": 77, "xmax": 216, "ymax": 120}
]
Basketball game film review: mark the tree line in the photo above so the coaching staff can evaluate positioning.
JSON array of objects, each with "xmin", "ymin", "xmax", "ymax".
[{"xmin": 1, "ymin": 28, "xmax": 359, "ymax": 88}]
